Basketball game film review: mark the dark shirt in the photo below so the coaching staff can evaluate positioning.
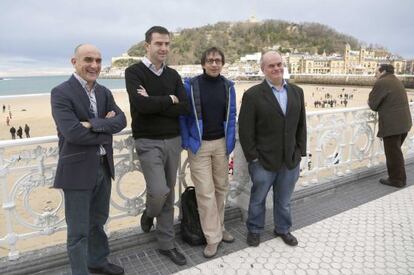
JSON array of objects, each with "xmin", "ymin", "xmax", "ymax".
[
  {"xmin": 199, "ymin": 73, "xmax": 226, "ymax": 140},
  {"xmin": 125, "ymin": 62, "xmax": 189, "ymax": 139}
]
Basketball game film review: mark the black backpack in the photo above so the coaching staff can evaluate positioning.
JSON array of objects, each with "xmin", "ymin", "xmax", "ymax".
[{"xmin": 180, "ymin": 186, "xmax": 206, "ymax": 245}]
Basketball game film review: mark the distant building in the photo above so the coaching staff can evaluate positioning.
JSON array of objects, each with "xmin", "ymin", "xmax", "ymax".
[
  {"xmin": 406, "ymin": 60, "xmax": 414, "ymax": 74},
  {"xmin": 240, "ymin": 52, "xmax": 261, "ymax": 63},
  {"xmin": 111, "ymin": 53, "xmax": 142, "ymax": 66},
  {"xmin": 281, "ymin": 44, "xmax": 408, "ymax": 75},
  {"xmin": 170, "ymin": 65, "xmax": 202, "ymax": 78},
  {"xmin": 248, "ymin": 15, "xmax": 259, "ymax": 23}
]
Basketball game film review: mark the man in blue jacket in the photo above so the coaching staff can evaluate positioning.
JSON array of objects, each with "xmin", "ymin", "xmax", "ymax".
[{"xmin": 180, "ymin": 47, "xmax": 237, "ymax": 258}]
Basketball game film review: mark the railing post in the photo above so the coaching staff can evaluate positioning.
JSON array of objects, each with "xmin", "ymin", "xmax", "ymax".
[
  {"xmin": 369, "ymin": 112, "xmax": 379, "ymax": 167},
  {"xmin": 0, "ymin": 148, "xmax": 19, "ymax": 260}
]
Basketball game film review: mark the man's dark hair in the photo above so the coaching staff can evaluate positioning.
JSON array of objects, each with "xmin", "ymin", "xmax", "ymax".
[
  {"xmin": 201, "ymin": 47, "xmax": 225, "ymax": 65},
  {"xmin": 145, "ymin": 26, "xmax": 170, "ymax": 43},
  {"xmin": 378, "ymin": 64, "xmax": 395, "ymax": 74}
]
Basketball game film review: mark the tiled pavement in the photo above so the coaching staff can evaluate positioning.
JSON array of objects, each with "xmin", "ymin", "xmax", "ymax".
[
  {"xmin": 176, "ymin": 185, "xmax": 414, "ymax": 275},
  {"xmin": 3, "ymin": 162, "xmax": 414, "ymax": 274}
]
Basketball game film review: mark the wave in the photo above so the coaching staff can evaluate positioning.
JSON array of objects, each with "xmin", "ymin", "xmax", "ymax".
[
  {"xmin": 0, "ymin": 88, "xmax": 127, "ymax": 99},
  {"xmin": 0, "ymin": 93, "xmax": 51, "ymax": 99}
]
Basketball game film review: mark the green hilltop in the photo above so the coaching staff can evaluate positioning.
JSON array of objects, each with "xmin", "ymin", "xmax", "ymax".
[{"xmin": 125, "ymin": 19, "xmax": 362, "ymax": 65}]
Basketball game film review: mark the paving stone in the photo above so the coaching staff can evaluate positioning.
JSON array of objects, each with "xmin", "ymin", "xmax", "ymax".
[{"xmin": 175, "ymin": 185, "xmax": 414, "ymax": 274}]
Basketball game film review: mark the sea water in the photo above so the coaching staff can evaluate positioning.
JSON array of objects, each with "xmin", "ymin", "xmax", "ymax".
[{"xmin": 0, "ymin": 75, "xmax": 125, "ymax": 97}]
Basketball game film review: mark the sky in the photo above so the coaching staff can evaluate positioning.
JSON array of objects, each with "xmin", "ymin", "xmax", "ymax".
[{"xmin": 0, "ymin": 0, "xmax": 413, "ymax": 77}]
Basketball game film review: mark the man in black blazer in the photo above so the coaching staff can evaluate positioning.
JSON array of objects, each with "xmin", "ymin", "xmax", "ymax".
[
  {"xmin": 51, "ymin": 44, "xmax": 126, "ymax": 275},
  {"xmin": 239, "ymin": 51, "xmax": 307, "ymax": 247}
]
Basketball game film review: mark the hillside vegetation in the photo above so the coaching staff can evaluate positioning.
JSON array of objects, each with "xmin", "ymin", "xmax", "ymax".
[{"xmin": 127, "ymin": 19, "xmax": 361, "ymax": 65}]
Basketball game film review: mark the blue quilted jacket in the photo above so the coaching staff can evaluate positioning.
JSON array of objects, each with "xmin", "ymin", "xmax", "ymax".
[{"xmin": 179, "ymin": 75, "xmax": 237, "ymax": 155}]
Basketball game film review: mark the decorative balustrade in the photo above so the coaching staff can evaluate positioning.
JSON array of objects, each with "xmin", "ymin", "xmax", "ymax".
[{"xmin": 1, "ymin": 104, "xmax": 413, "ymax": 260}]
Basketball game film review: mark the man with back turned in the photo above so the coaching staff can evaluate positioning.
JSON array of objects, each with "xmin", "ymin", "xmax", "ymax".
[{"xmin": 368, "ymin": 63, "xmax": 412, "ymax": 188}]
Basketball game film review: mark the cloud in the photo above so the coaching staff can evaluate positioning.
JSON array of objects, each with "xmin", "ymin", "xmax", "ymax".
[
  {"xmin": 0, "ymin": 54, "xmax": 72, "ymax": 77},
  {"xmin": 0, "ymin": 0, "xmax": 413, "ymax": 76}
]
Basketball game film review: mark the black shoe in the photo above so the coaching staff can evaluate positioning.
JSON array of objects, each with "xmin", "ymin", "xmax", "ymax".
[
  {"xmin": 140, "ymin": 209, "xmax": 154, "ymax": 233},
  {"xmin": 379, "ymin": 178, "xmax": 405, "ymax": 188},
  {"xmin": 88, "ymin": 263, "xmax": 124, "ymax": 275},
  {"xmin": 158, "ymin": 248, "xmax": 187, "ymax": 266},
  {"xmin": 246, "ymin": 232, "xmax": 260, "ymax": 247},
  {"xmin": 274, "ymin": 231, "xmax": 298, "ymax": 246}
]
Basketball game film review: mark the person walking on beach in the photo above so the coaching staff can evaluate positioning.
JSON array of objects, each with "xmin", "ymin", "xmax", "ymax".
[
  {"xmin": 16, "ymin": 126, "xmax": 23, "ymax": 139},
  {"xmin": 180, "ymin": 47, "xmax": 237, "ymax": 258},
  {"xmin": 125, "ymin": 26, "xmax": 189, "ymax": 266},
  {"xmin": 238, "ymin": 51, "xmax": 307, "ymax": 247},
  {"xmin": 10, "ymin": 126, "xmax": 16, "ymax": 139},
  {"xmin": 368, "ymin": 64, "xmax": 412, "ymax": 188},
  {"xmin": 51, "ymin": 44, "xmax": 126, "ymax": 275},
  {"xmin": 2, "ymin": 104, "xmax": 5, "ymax": 113},
  {"xmin": 24, "ymin": 124, "xmax": 30, "ymax": 138},
  {"xmin": 6, "ymin": 116, "xmax": 10, "ymax": 126}
]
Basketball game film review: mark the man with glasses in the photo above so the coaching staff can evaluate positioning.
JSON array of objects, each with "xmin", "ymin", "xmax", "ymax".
[
  {"xmin": 238, "ymin": 51, "xmax": 307, "ymax": 248},
  {"xmin": 51, "ymin": 44, "xmax": 126, "ymax": 275},
  {"xmin": 180, "ymin": 47, "xmax": 237, "ymax": 258},
  {"xmin": 125, "ymin": 26, "xmax": 189, "ymax": 266}
]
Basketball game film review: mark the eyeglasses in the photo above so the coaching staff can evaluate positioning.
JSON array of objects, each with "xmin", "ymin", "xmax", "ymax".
[{"xmin": 206, "ymin": 58, "xmax": 223, "ymax": 65}]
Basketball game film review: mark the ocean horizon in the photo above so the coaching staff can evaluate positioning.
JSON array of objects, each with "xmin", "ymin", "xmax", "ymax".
[{"xmin": 0, "ymin": 75, "xmax": 126, "ymax": 97}]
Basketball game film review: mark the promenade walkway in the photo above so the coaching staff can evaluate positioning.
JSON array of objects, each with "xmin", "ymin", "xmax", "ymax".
[
  {"xmin": 177, "ymin": 183, "xmax": 414, "ymax": 274},
  {"xmin": 3, "ymin": 162, "xmax": 413, "ymax": 275}
]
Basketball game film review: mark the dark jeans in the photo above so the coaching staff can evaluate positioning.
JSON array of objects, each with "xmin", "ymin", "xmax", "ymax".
[
  {"xmin": 64, "ymin": 161, "xmax": 111, "ymax": 275},
  {"xmin": 383, "ymin": 133, "xmax": 408, "ymax": 185},
  {"xmin": 247, "ymin": 161, "xmax": 299, "ymax": 234}
]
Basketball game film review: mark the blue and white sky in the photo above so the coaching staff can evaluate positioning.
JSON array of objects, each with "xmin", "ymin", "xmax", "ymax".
[{"xmin": 0, "ymin": 0, "xmax": 413, "ymax": 77}]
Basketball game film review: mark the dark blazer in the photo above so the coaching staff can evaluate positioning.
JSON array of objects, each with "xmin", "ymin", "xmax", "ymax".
[
  {"xmin": 238, "ymin": 80, "xmax": 307, "ymax": 171},
  {"xmin": 368, "ymin": 73, "xmax": 412, "ymax": 138},
  {"xmin": 51, "ymin": 75, "xmax": 127, "ymax": 190}
]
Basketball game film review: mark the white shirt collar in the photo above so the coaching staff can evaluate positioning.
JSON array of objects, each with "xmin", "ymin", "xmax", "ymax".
[
  {"xmin": 142, "ymin": 56, "xmax": 165, "ymax": 76},
  {"xmin": 73, "ymin": 73, "xmax": 96, "ymax": 93},
  {"xmin": 266, "ymin": 78, "xmax": 287, "ymax": 91}
]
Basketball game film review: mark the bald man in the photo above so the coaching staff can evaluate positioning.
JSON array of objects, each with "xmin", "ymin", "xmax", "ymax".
[
  {"xmin": 239, "ymin": 51, "xmax": 307, "ymax": 247},
  {"xmin": 51, "ymin": 44, "xmax": 126, "ymax": 275}
]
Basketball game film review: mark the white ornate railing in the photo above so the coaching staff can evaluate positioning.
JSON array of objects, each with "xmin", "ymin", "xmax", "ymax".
[
  {"xmin": 228, "ymin": 104, "xmax": 414, "ymax": 210},
  {"xmin": 1, "ymin": 104, "xmax": 413, "ymax": 260}
]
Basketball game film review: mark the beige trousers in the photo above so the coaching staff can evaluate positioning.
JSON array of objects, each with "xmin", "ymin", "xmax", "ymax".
[{"xmin": 188, "ymin": 138, "xmax": 229, "ymax": 244}]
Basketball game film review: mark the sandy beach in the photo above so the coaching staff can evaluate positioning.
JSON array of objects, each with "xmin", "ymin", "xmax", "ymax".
[
  {"xmin": 4, "ymin": 81, "xmax": 412, "ymax": 140},
  {"xmin": 0, "ymin": 82, "xmax": 413, "ymax": 257}
]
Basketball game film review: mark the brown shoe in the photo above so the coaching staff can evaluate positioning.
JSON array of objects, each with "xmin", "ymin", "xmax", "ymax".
[
  {"xmin": 203, "ymin": 242, "xmax": 220, "ymax": 258},
  {"xmin": 379, "ymin": 178, "xmax": 406, "ymax": 188},
  {"xmin": 222, "ymin": 231, "xmax": 235, "ymax": 243},
  {"xmin": 159, "ymin": 248, "xmax": 187, "ymax": 266},
  {"xmin": 246, "ymin": 232, "xmax": 260, "ymax": 247},
  {"xmin": 274, "ymin": 231, "xmax": 298, "ymax": 246},
  {"xmin": 140, "ymin": 209, "xmax": 154, "ymax": 233}
]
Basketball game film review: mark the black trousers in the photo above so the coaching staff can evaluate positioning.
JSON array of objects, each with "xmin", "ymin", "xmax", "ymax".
[{"xmin": 383, "ymin": 133, "xmax": 408, "ymax": 185}]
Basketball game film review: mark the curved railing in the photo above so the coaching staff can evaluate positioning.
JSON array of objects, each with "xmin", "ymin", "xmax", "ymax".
[{"xmin": 1, "ymin": 104, "xmax": 413, "ymax": 260}]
